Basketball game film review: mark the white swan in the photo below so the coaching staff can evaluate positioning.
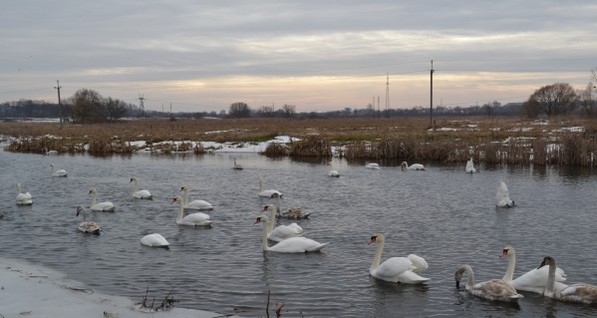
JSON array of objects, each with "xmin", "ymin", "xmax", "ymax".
[
  {"xmin": 50, "ymin": 163, "xmax": 68, "ymax": 177},
  {"xmin": 179, "ymin": 186, "xmax": 213, "ymax": 210},
  {"xmin": 496, "ymin": 181, "xmax": 514, "ymax": 208},
  {"xmin": 328, "ymin": 169, "xmax": 340, "ymax": 177},
  {"xmin": 539, "ymin": 256, "xmax": 597, "ymax": 304},
  {"xmin": 172, "ymin": 195, "xmax": 212, "ymax": 227},
  {"xmin": 365, "ymin": 163, "xmax": 380, "ymax": 169},
  {"xmin": 233, "ymin": 157, "xmax": 243, "ymax": 170},
  {"xmin": 401, "ymin": 161, "xmax": 425, "ymax": 171},
  {"xmin": 140, "ymin": 233, "xmax": 170, "ymax": 248},
  {"xmin": 254, "ymin": 215, "xmax": 329, "ymax": 253},
  {"xmin": 76, "ymin": 206, "xmax": 101, "ymax": 235},
  {"xmin": 500, "ymin": 245, "xmax": 567, "ymax": 293},
  {"xmin": 16, "ymin": 183, "xmax": 33, "ymax": 206},
  {"xmin": 258, "ymin": 176, "xmax": 283, "ymax": 198},
  {"xmin": 88, "ymin": 188, "xmax": 115, "ymax": 212},
  {"xmin": 465, "ymin": 158, "xmax": 478, "ymax": 174},
  {"xmin": 455, "ymin": 264, "xmax": 523, "ymax": 302},
  {"xmin": 130, "ymin": 176, "xmax": 153, "ymax": 199},
  {"xmin": 262, "ymin": 204, "xmax": 303, "ymax": 242},
  {"xmin": 368, "ymin": 233, "xmax": 429, "ymax": 284}
]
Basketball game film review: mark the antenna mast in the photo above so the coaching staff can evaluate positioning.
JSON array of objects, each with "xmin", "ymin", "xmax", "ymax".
[{"xmin": 429, "ymin": 60, "xmax": 435, "ymax": 129}]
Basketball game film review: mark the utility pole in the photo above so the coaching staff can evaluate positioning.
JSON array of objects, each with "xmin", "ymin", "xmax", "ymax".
[
  {"xmin": 429, "ymin": 60, "xmax": 434, "ymax": 129},
  {"xmin": 385, "ymin": 73, "xmax": 390, "ymax": 116},
  {"xmin": 54, "ymin": 80, "xmax": 63, "ymax": 129}
]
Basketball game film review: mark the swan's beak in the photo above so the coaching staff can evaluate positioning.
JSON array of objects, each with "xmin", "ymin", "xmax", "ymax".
[
  {"xmin": 254, "ymin": 218, "xmax": 262, "ymax": 225},
  {"xmin": 170, "ymin": 198, "xmax": 177, "ymax": 204},
  {"xmin": 538, "ymin": 260, "xmax": 546, "ymax": 269},
  {"xmin": 456, "ymin": 280, "xmax": 461, "ymax": 289}
]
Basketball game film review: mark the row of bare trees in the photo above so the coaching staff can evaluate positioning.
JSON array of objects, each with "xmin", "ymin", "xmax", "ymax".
[{"xmin": 228, "ymin": 102, "xmax": 296, "ymax": 118}]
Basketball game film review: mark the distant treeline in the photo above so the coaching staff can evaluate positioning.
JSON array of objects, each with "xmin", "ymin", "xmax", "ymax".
[{"xmin": 0, "ymin": 99, "xmax": 523, "ymax": 120}]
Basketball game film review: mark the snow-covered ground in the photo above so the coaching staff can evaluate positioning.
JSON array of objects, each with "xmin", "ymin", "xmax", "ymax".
[{"xmin": 0, "ymin": 257, "xmax": 241, "ymax": 318}]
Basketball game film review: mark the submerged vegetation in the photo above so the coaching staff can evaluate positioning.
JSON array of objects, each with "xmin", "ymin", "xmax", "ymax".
[{"xmin": 1, "ymin": 116, "xmax": 597, "ymax": 166}]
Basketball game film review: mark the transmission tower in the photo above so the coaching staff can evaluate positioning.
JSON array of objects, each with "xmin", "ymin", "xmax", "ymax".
[{"xmin": 138, "ymin": 94, "xmax": 145, "ymax": 116}]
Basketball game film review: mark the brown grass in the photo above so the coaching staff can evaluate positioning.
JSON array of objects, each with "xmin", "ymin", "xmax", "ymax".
[{"xmin": 2, "ymin": 116, "xmax": 597, "ymax": 166}]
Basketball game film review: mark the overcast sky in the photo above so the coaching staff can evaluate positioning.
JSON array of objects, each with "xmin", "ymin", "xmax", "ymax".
[{"xmin": 2, "ymin": 1, "xmax": 596, "ymax": 113}]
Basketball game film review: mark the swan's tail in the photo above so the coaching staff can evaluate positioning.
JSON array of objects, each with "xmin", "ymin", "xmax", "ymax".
[
  {"xmin": 397, "ymin": 271, "xmax": 430, "ymax": 284},
  {"xmin": 306, "ymin": 242, "xmax": 330, "ymax": 252}
]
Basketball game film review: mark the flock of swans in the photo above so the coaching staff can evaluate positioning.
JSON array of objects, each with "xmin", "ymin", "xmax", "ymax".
[{"xmin": 11, "ymin": 158, "xmax": 597, "ymax": 307}]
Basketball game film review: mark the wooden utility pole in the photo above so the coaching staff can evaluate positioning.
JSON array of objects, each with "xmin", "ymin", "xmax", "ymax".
[
  {"xmin": 54, "ymin": 80, "xmax": 63, "ymax": 129},
  {"xmin": 429, "ymin": 60, "xmax": 434, "ymax": 129}
]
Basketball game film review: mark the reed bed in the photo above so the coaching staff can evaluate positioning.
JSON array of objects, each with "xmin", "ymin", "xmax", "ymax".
[{"xmin": 2, "ymin": 116, "xmax": 597, "ymax": 166}]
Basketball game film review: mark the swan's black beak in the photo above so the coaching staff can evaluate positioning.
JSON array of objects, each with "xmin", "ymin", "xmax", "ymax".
[{"xmin": 538, "ymin": 259, "xmax": 547, "ymax": 269}]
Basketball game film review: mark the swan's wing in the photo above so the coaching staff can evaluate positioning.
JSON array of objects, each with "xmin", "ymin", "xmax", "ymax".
[
  {"xmin": 185, "ymin": 200, "xmax": 213, "ymax": 210},
  {"xmin": 473, "ymin": 279, "xmax": 523, "ymax": 300},
  {"xmin": 269, "ymin": 237, "xmax": 327, "ymax": 253},
  {"xmin": 465, "ymin": 159, "xmax": 477, "ymax": 173},
  {"xmin": 286, "ymin": 223, "xmax": 304, "ymax": 234},
  {"xmin": 141, "ymin": 234, "xmax": 169, "ymax": 246},
  {"xmin": 16, "ymin": 193, "xmax": 31, "ymax": 201},
  {"xmin": 92, "ymin": 201, "xmax": 115, "ymax": 211},
  {"xmin": 512, "ymin": 265, "xmax": 567, "ymax": 292},
  {"xmin": 559, "ymin": 283, "xmax": 597, "ymax": 299},
  {"xmin": 407, "ymin": 254, "xmax": 429, "ymax": 272},
  {"xmin": 133, "ymin": 190, "xmax": 152, "ymax": 199},
  {"xmin": 269, "ymin": 225, "xmax": 303, "ymax": 241},
  {"xmin": 496, "ymin": 182, "xmax": 510, "ymax": 201},
  {"xmin": 372, "ymin": 257, "xmax": 413, "ymax": 280},
  {"xmin": 183, "ymin": 212, "xmax": 211, "ymax": 225}
]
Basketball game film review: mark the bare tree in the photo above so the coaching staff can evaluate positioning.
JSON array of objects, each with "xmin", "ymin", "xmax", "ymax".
[
  {"xmin": 577, "ymin": 82, "xmax": 595, "ymax": 118},
  {"xmin": 69, "ymin": 88, "xmax": 104, "ymax": 123},
  {"xmin": 104, "ymin": 97, "xmax": 128, "ymax": 121},
  {"xmin": 527, "ymin": 83, "xmax": 577, "ymax": 117},
  {"xmin": 280, "ymin": 104, "xmax": 296, "ymax": 118},
  {"xmin": 258, "ymin": 105, "xmax": 275, "ymax": 117},
  {"xmin": 228, "ymin": 102, "xmax": 251, "ymax": 118}
]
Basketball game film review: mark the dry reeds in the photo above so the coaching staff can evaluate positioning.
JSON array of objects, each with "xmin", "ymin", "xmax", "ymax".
[
  {"xmin": 288, "ymin": 135, "xmax": 332, "ymax": 158},
  {"xmin": 262, "ymin": 143, "xmax": 289, "ymax": 157},
  {"xmin": 2, "ymin": 116, "xmax": 597, "ymax": 166}
]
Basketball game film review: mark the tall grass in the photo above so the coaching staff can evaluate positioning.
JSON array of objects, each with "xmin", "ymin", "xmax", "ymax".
[{"xmin": 2, "ymin": 116, "xmax": 597, "ymax": 166}]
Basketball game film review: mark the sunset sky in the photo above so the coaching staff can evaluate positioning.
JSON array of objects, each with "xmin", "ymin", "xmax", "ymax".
[{"xmin": 2, "ymin": 1, "xmax": 596, "ymax": 113}]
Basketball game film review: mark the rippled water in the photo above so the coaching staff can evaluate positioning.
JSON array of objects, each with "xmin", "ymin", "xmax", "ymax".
[{"xmin": 1, "ymin": 149, "xmax": 596, "ymax": 317}]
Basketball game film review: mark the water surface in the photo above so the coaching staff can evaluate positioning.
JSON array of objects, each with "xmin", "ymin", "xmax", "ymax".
[{"xmin": 1, "ymin": 150, "xmax": 596, "ymax": 317}]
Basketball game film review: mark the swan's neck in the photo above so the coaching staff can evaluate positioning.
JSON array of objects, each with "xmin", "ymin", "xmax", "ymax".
[
  {"xmin": 545, "ymin": 263, "xmax": 556, "ymax": 297},
  {"xmin": 503, "ymin": 252, "xmax": 516, "ymax": 281},
  {"xmin": 465, "ymin": 265, "xmax": 476, "ymax": 289},
  {"xmin": 261, "ymin": 219, "xmax": 270, "ymax": 251},
  {"xmin": 259, "ymin": 178, "xmax": 264, "ymax": 192},
  {"xmin": 370, "ymin": 238, "xmax": 385, "ymax": 273},
  {"xmin": 16, "ymin": 184, "xmax": 21, "ymax": 193},
  {"xmin": 176, "ymin": 199, "xmax": 185, "ymax": 222},
  {"xmin": 268, "ymin": 207, "xmax": 276, "ymax": 234},
  {"xmin": 132, "ymin": 180, "xmax": 139, "ymax": 192},
  {"xmin": 182, "ymin": 189, "xmax": 189, "ymax": 205},
  {"xmin": 91, "ymin": 192, "xmax": 97, "ymax": 206}
]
